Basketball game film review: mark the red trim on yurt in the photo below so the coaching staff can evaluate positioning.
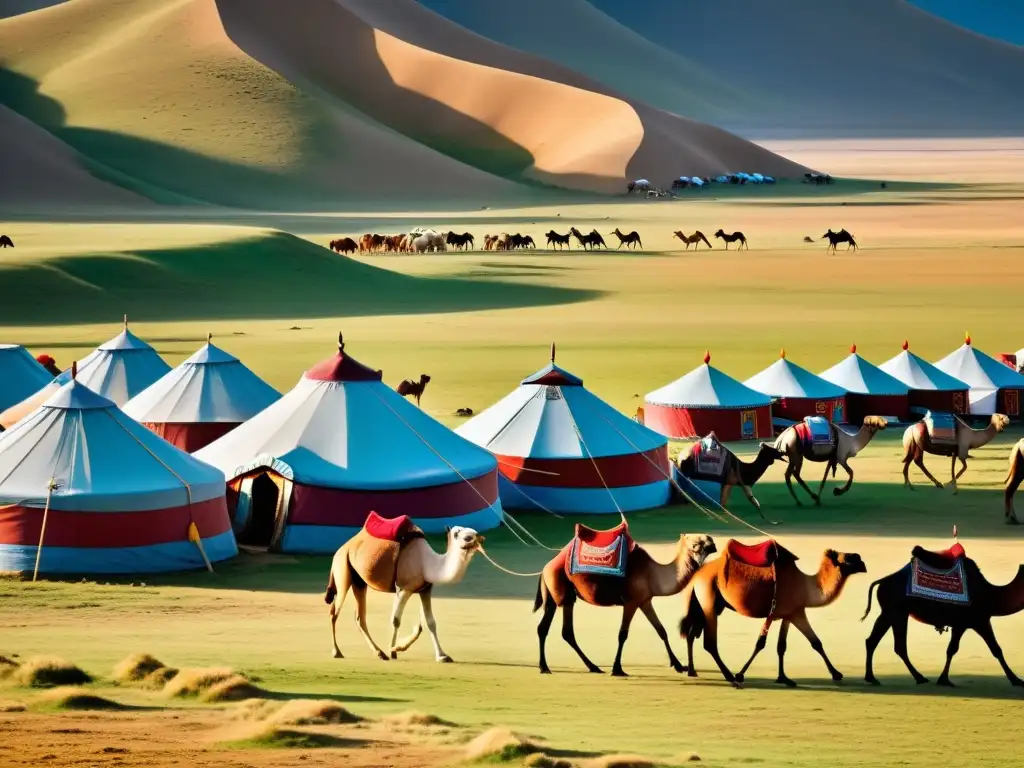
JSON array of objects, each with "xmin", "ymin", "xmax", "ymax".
[
  {"xmin": 495, "ymin": 447, "xmax": 669, "ymax": 488},
  {"xmin": 773, "ymin": 396, "xmax": 847, "ymax": 423},
  {"xmin": 643, "ymin": 403, "xmax": 772, "ymax": 442},
  {"xmin": 845, "ymin": 393, "xmax": 909, "ymax": 425},
  {"xmin": 143, "ymin": 422, "xmax": 240, "ymax": 453},
  {"xmin": 305, "ymin": 337, "xmax": 382, "ymax": 382},
  {"xmin": 284, "ymin": 471, "xmax": 499, "ymax": 527},
  {"xmin": 907, "ymin": 389, "xmax": 969, "ymax": 415},
  {"xmin": 0, "ymin": 497, "xmax": 230, "ymax": 548},
  {"xmin": 528, "ymin": 369, "xmax": 582, "ymax": 386}
]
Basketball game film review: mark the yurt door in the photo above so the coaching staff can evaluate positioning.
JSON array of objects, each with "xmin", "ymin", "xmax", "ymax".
[
  {"xmin": 233, "ymin": 477, "xmax": 255, "ymax": 534},
  {"xmin": 268, "ymin": 479, "xmax": 293, "ymax": 553}
]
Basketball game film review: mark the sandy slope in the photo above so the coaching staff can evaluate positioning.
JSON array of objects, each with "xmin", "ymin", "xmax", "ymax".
[
  {"xmin": 0, "ymin": 0, "xmax": 523, "ymax": 208},
  {"xmin": 588, "ymin": 0, "xmax": 1024, "ymax": 136}
]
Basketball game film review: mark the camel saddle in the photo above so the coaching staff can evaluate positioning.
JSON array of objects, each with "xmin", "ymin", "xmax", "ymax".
[
  {"xmin": 725, "ymin": 539, "xmax": 798, "ymax": 569},
  {"xmin": 908, "ymin": 543, "xmax": 970, "ymax": 605},
  {"xmin": 565, "ymin": 522, "xmax": 636, "ymax": 607},
  {"xmin": 923, "ymin": 411, "xmax": 958, "ymax": 446},
  {"xmin": 796, "ymin": 417, "xmax": 835, "ymax": 456},
  {"xmin": 692, "ymin": 434, "xmax": 728, "ymax": 479},
  {"xmin": 348, "ymin": 512, "xmax": 425, "ymax": 593}
]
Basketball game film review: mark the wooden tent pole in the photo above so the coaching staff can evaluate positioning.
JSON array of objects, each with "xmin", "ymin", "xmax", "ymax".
[{"xmin": 32, "ymin": 479, "xmax": 59, "ymax": 582}]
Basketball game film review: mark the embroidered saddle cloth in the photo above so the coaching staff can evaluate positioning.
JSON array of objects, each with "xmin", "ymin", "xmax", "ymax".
[
  {"xmin": 923, "ymin": 411, "xmax": 958, "ymax": 446},
  {"xmin": 349, "ymin": 512, "xmax": 425, "ymax": 593},
  {"xmin": 796, "ymin": 416, "xmax": 835, "ymax": 456},
  {"xmin": 908, "ymin": 543, "xmax": 970, "ymax": 605},
  {"xmin": 692, "ymin": 433, "xmax": 728, "ymax": 479},
  {"xmin": 565, "ymin": 522, "xmax": 636, "ymax": 606}
]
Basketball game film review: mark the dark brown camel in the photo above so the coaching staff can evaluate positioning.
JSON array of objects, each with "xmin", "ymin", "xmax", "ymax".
[
  {"xmin": 546, "ymin": 230, "xmax": 571, "ymax": 250},
  {"xmin": 610, "ymin": 228, "xmax": 642, "ymax": 250},
  {"xmin": 675, "ymin": 441, "xmax": 786, "ymax": 518},
  {"xmin": 569, "ymin": 227, "xmax": 602, "ymax": 251},
  {"xmin": 1005, "ymin": 438, "xmax": 1024, "ymax": 525},
  {"xmin": 396, "ymin": 374, "xmax": 431, "ymax": 407},
  {"xmin": 822, "ymin": 229, "xmax": 857, "ymax": 252},
  {"xmin": 714, "ymin": 230, "xmax": 748, "ymax": 250},
  {"xmin": 330, "ymin": 237, "xmax": 357, "ymax": 255},
  {"xmin": 0, "ymin": 235, "xmax": 13, "ymax": 248},
  {"xmin": 863, "ymin": 536, "xmax": 1024, "ymax": 687},
  {"xmin": 673, "ymin": 230, "xmax": 711, "ymax": 249}
]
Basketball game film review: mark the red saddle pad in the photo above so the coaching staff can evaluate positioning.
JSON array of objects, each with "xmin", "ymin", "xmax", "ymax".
[{"xmin": 364, "ymin": 511, "xmax": 414, "ymax": 542}]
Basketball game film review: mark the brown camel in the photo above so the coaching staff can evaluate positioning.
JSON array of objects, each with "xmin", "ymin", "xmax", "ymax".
[
  {"xmin": 673, "ymin": 230, "xmax": 711, "ymax": 249},
  {"xmin": 0, "ymin": 235, "xmax": 13, "ymax": 248},
  {"xmin": 822, "ymin": 229, "xmax": 857, "ymax": 253},
  {"xmin": 396, "ymin": 374, "xmax": 430, "ymax": 407},
  {"xmin": 714, "ymin": 230, "xmax": 748, "ymax": 249},
  {"xmin": 326, "ymin": 520, "xmax": 483, "ymax": 662},
  {"xmin": 675, "ymin": 440, "xmax": 786, "ymax": 518},
  {"xmin": 534, "ymin": 525, "xmax": 716, "ymax": 676},
  {"xmin": 680, "ymin": 541, "xmax": 867, "ymax": 686},
  {"xmin": 774, "ymin": 416, "xmax": 887, "ymax": 505},
  {"xmin": 1004, "ymin": 438, "xmax": 1024, "ymax": 524},
  {"xmin": 330, "ymin": 237, "xmax": 357, "ymax": 255},
  {"xmin": 546, "ymin": 230, "xmax": 571, "ymax": 250},
  {"xmin": 902, "ymin": 413, "xmax": 1009, "ymax": 493},
  {"xmin": 863, "ymin": 537, "xmax": 1024, "ymax": 687},
  {"xmin": 610, "ymin": 228, "xmax": 642, "ymax": 249}
]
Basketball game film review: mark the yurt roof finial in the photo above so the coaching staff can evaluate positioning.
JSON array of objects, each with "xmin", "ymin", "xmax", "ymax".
[
  {"xmin": 850, "ymin": 343, "xmax": 857, "ymax": 354},
  {"xmin": 703, "ymin": 350, "xmax": 711, "ymax": 365},
  {"xmin": 780, "ymin": 348, "xmax": 786, "ymax": 359},
  {"xmin": 123, "ymin": 313, "xmax": 128, "ymax": 330},
  {"xmin": 965, "ymin": 331, "xmax": 971, "ymax": 346},
  {"xmin": 71, "ymin": 361, "xmax": 77, "ymax": 379},
  {"xmin": 338, "ymin": 331, "xmax": 345, "ymax": 353},
  {"xmin": 207, "ymin": 332, "xmax": 212, "ymax": 344},
  {"xmin": 550, "ymin": 341, "xmax": 556, "ymax": 362},
  {"xmin": 903, "ymin": 340, "xmax": 909, "ymax": 351}
]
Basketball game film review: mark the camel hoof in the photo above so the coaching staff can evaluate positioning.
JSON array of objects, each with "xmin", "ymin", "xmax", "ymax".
[
  {"xmin": 377, "ymin": 651, "xmax": 389, "ymax": 661},
  {"xmin": 915, "ymin": 676, "xmax": 929, "ymax": 685},
  {"xmin": 935, "ymin": 483, "xmax": 944, "ymax": 489},
  {"xmin": 672, "ymin": 663, "xmax": 686, "ymax": 674},
  {"xmin": 729, "ymin": 680, "xmax": 744, "ymax": 690},
  {"xmin": 734, "ymin": 672, "xmax": 745, "ymax": 684},
  {"xmin": 390, "ymin": 651, "xmax": 398, "ymax": 660},
  {"xmin": 832, "ymin": 672, "xmax": 844, "ymax": 683},
  {"xmin": 588, "ymin": 667, "xmax": 604, "ymax": 674},
  {"xmin": 1009, "ymin": 677, "xmax": 1024, "ymax": 687},
  {"xmin": 865, "ymin": 676, "xmax": 880, "ymax": 686},
  {"xmin": 539, "ymin": 667, "xmax": 552, "ymax": 675},
  {"xmin": 611, "ymin": 669, "xmax": 629, "ymax": 678},
  {"xmin": 332, "ymin": 649, "xmax": 343, "ymax": 659},
  {"xmin": 813, "ymin": 495, "xmax": 821, "ymax": 505},
  {"xmin": 832, "ymin": 488, "xmax": 842, "ymax": 497},
  {"xmin": 777, "ymin": 676, "xmax": 797, "ymax": 688},
  {"xmin": 437, "ymin": 655, "xmax": 454, "ymax": 664},
  {"xmin": 936, "ymin": 678, "xmax": 954, "ymax": 688}
]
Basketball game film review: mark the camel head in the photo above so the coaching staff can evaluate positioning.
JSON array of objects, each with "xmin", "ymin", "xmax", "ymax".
[
  {"xmin": 678, "ymin": 533, "xmax": 717, "ymax": 568},
  {"xmin": 673, "ymin": 231, "xmax": 683, "ymax": 240},
  {"xmin": 821, "ymin": 230, "xmax": 836, "ymax": 239},
  {"xmin": 445, "ymin": 526, "xmax": 484, "ymax": 555},
  {"xmin": 992, "ymin": 414, "xmax": 1011, "ymax": 432},
  {"xmin": 757, "ymin": 441, "xmax": 787, "ymax": 463},
  {"xmin": 862, "ymin": 416, "xmax": 888, "ymax": 433},
  {"xmin": 825, "ymin": 549, "xmax": 867, "ymax": 576},
  {"xmin": 714, "ymin": 229, "xmax": 725, "ymax": 238},
  {"xmin": 420, "ymin": 374, "xmax": 431, "ymax": 385}
]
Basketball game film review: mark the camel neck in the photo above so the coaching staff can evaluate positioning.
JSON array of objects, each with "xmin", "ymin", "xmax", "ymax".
[
  {"xmin": 810, "ymin": 558, "xmax": 847, "ymax": 608},
  {"xmin": 739, "ymin": 448, "xmax": 776, "ymax": 485},
  {"xmin": 650, "ymin": 543, "xmax": 697, "ymax": 597},
  {"xmin": 990, "ymin": 566, "xmax": 1024, "ymax": 617},
  {"xmin": 424, "ymin": 544, "xmax": 474, "ymax": 586}
]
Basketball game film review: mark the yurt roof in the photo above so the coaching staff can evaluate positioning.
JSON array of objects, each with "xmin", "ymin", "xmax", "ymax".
[
  {"xmin": 0, "ymin": 379, "xmax": 225, "ymax": 511},
  {"xmin": 124, "ymin": 340, "xmax": 280, "ymax": 424},
  {"xmin": 0, "ymin": 344, "xmax": 54, "ymax": 412},
  {"xmin": 818, "ymin": 346, "xmax": 909, "ymax": 396},
  {"xmin": 934, "ymin": 336, "xmax": 1024, "ymax": 390},
  {"xmin": 457, "ymin": 358, "xmax": 664, "ymax": 460},
  {"xmin": 645, "ymin": 353, "xmax": 772, "ymax": 409},
  {"xmin": 878, "ymin": 342, "xmax": 969, "ymax": 392},
  {"xmin": 74, "ymin": 323, "xmax": 171, "ymax": 406},
  {"xmin": 744, "ymin": 351, "xmax": 847, "ymax": 400},
  {"xmin": 194, "ymin": 338, "xmax": 496, "ymax": 490}
]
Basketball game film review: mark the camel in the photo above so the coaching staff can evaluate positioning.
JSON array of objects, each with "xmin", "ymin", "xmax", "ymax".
[
  {"xmin": 588, "ymin": 229, "xmax": 607, "ymax": 250},
  {"xmin": 412, "ymin": 233, "xmax": 446, "ymax": 253},
  {"xmin": 714, "ymin": 230, "xmax": 748, "ymax": 250},
  {"xmin": 569, "ymin": 227, "xmax": 595, "ymax": 250},
  {"xmin": 0, "ymin": 235, "xmax": 13, "ymax": 248},
  {"xmin": 521, "ymin": 235, "xmax": 536, "ymax": 249},
  {"xmin": 822, "ymin": 229, "xmax": 857, "ymax": 252},
  {"xmin": 610, "ymin": 228, "xmax": 642, "ymax": 249},
  {"xmin": 673, "ymin": 230, "xmax": 711, "ymax": 249},
  {"xmin": 535, "ymin": 526, "xmax": 716, "ymax": 676},
  {"xmin": 396, "ymin": 374, "xmax": 430, "ymax": 406},
  {"xmin": 675, "ymin": 440, "xmax": 786, "ymax": 518},
  {"xmin": 329, "ymin": 237, "xmax": 357, "ymax": 255},
  {"xmin": 862, "ymin": 537, "xmax": 1024, "ymax": 687},
  {"xmin": 680, "ymin": 542, "xmax": 867, "ymax": 686},
  {"xmin": 774, "ymin": 416, "xmax": 887, "ymax": 505},
  {"xmin": 1004, "ymin": 438, "xmax": 1024, "ymax": 524},
  {"xmin": 901, "ymin": 413, "xmax": 1009, "ymax": 493},
  {"xmin": 445, "ymin": 231, "xmax": 474, "ymax": 251},
  {"xmin": 325, "ymin": 521, "xmax": 483, "ymax": 662},
  {"xmin": 546, "ymin": 230, "xmax": 571, "ymax": 250}
]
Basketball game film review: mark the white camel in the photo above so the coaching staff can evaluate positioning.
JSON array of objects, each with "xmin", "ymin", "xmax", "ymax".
[
  {"xmin": 412, "ymin": 232, "xmax": 446, "ymax": 253},
  {"xmin": 325, "ymin": 526, "xmax": 483, "ymax": 663}
]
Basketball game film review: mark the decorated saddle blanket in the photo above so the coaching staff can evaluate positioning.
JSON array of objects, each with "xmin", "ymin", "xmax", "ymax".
[
  {"xmin": 795, "ymin": 417, "xmax": 835, "ymax": 457},
  {"xmin": 349, "ymin": 512, "xmax": 425, "ymax": 593},
  {"xmin": 923, "ymin": 411, "xmax": 958, "ymax": 446},
  {"xmin": 907, "ymin": 547, "xmax": 970, "ymax": 605},
  {"xmin": 565, "ymin": 522, "xmax": 637, "ymax": 607},
  {"xmin": 691, "ymin": 434, "xmax": 728, "ymax": 479}
]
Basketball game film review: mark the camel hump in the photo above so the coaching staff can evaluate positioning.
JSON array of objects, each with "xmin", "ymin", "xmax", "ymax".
[
  {"xmin": 911, "ymin": 542, "xmax": 966, "ymax": 569},
  {"xmin": 725, "ymin": 539, "xmax": 798, "ymax": 568}
]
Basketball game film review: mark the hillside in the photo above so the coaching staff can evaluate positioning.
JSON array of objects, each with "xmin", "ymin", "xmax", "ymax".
[{"xmin": 909, "ymin": 0, "xmax": 1024, "ymax": 46}]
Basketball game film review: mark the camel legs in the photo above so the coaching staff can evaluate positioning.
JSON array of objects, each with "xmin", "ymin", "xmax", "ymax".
[
  {"xmin": 789, "ymin": 609, "xmax": 843, "ymax": 682},
  {"xmin": 351, "ymin": 583, "xmax": 389, "ymax": 661},
  {"xmin": 560, "ymin": 597, "xmax": 603, "ymax": 674},
  {"xmin": 737, "ymin": 482, "xmax": 766, "ymax": 520},
  {"xmin": 418, "ymin": 589, "xmax": 453, "ymax": 663},
  {"xmin": 974, "ymin": 619, "xmax": 1023, "ymax": 686},
  {"xmin": 638, "ymin": 601, "xmax": 684, "ymax": 673},
  {"xmin": 891, "ymin": 612, "xmax": 928, "ymax": 684},
  {"xmin": 833, "ymin": 458, "xmax": 854, "ymax": 496},
  {"xmin": 735, "ymin": 618, "xmax": 773, "ymax": 683},
  {"xmin": 536, "ymin": 591, "xmax": 558, "ymax": 674},
  {"xmin": 784, "ymin": 457, "xmax": 820, "ymax": 506},
  {"xmin": 328, "ymin": 567, "xmax": 352, "ymax": 659},
  {"xmin": 775, "ymin": 620, "xmax": 796, "ymax": 687},
  {"xmin": 950, "ymin": 455, "xmax": 959, "ymax": 494},
  {"xmin": 1005, "ymin": 467, "xmax": 1022, "ymax": 524},
  {"xmin": 611, "ymin": 603, "xmax": 639, "ymax": 677},
  {"xmin": 816, "ymin": 461, "xmax": 832, "ymax": 498},
  {"xmin": 388, "ymin": 589, "xmax": 415, "ymax": 659},
  {"xmin": 908, "ymin": 452, "xmax": 943, "ymax": 489},
  {"xmin": 864, "ymin": 611, "xmax": 893, "ymax": 685},
  {"xmin": 936, "ymin": 626, "xmax": 966, "ymax": 687},
  {"xmin": 694, "ymin": 586, "xmax": 739, "ymax": 686}
]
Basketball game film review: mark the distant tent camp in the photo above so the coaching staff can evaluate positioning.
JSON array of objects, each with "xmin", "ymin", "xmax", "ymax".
[
  {"xmin": 124, "ymin": 336, "xmax": 280, "ymax": 452},
  {"xmin": 0, "ymin": 373, "xmax": 235, "ymax": 575},
  {"xmin": 456, "ymin": 345, "xmax": 671, "ymax": 514},
  {"xmin": 819, "ymin": 345, "xmax": 910, "ymax": 424},
  {"xmin": 744, "ymin": 349, "xmax": 847, "ymax": 423},
  {"xmin": 878, "ymin": 341, "xmax": 970, "ymax": 416},
  {"xmin": 195, "ymin": 335, "xmax": 503, "ymax": 553},
  {"xmin": 934, "ymin": 334, "xmax": 1024, "ymax": 416},
  {"xmin": 644, "ymin": 352, "xmax": 773, "ymax": 441},
  {"xmin": 0, "ymin": 344, "xmax": 53, "ymax": 420},
  {"xmin": 73, "ymin": 317, "xmax": 171, "ymax": 406}
]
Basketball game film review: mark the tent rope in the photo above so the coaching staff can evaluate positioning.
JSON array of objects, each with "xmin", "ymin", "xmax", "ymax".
[
  {"xmin": 562, "ymin": 394, "xmax": 626, "ymax": 525},
  {"xmin": 478, "ymin": 547, "xmax": 544, "ymax": 577}
]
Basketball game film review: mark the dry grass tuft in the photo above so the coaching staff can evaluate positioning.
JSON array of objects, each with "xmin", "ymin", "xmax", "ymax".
[
  {"xmin": 163, "ymin": 667, "xmax": 264, "ymax": 700},
  {"xmin": 680, "ymin": 754, "xmax": 701, "ymax": 763},
  {"xmin": 36, "ymin": 687, "xmax": 123, "ymax": 711},
  {"xmin": 112, "ymin": 653, "xmax": 166, "ymax": 684},
  {"xmin": 200, "ymin": 675, "xmax": 267, "ymax": 703},
  {"xmin": 464, "ymin": 728, "xmax": 543, "ymax": 763},
  {"xmin": 524, "ymin": 754, "xmax": 574, "ymax": 768},
  {"xmin": 0, "ymin": 700, "xmax": 27, "ymax": 712},
  {"xmin": 382, "ymin": 711, "xmax": 455, "ymax": 728},
  {"xmin": 267, "ymin": 699, "xmax": 361, "ymax": 726},
  {"xmin": 143, "ymin": 666, "xmax": 179, "ymax": 689},
  {"xmin": 4, "ymin": 657, "xmax": 91, "ymax": 688},
  {"xmin": 217, "ymin": 723, "xmax": 353, "ymax": 750}
]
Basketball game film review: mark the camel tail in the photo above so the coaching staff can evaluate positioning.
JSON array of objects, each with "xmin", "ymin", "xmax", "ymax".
[
  {"xmin": 1005, "ymin": 444, "xmax": 1021, "ymax": 487},
  {"xmin": 324, "ymin": 569, "xmax": 337, "ymax": 605},
  {"xmin": 533, "ymin": 576, "xmax": 545, "ymax": 613},
  {"xmin": 861, "ymin": 579, "xmax": 881, "ymax": 622}
]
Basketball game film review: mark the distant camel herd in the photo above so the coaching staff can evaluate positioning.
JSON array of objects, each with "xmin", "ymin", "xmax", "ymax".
[{"xmin": 330, "ymin": 228, "xmax": 859, "ymax": 254}]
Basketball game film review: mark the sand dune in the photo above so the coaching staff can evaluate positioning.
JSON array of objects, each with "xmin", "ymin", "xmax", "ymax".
[
  {"xmin": 0, "ymin": 0, "xmax": 65, "ymax": 18},
  {"xmin": 587, "ymin": 0, "xmax": 1024, "ymax": 137}
]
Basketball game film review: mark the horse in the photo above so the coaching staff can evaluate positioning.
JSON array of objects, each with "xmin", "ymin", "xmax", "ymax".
[
  {"xmin": 822, "ymin": 229, "xmax": 857, "ymax": 253},
  {"xmin": 610, "ymin": 228, "xmax": 642, "ymax": 250},
  {"xmin": 714, "ymin": 230, "xmax": 748, "ymax": 250},
  {"xmin": 546, "ymin": 230, "xmax": 571, "ymax": 250},
  {"xmin": 329, "ymin": 237, "xmax": 357, "ymax": 255},
  {"xmin": 673, "ymin": 231, "xmax": 711, "ymax": 249}
]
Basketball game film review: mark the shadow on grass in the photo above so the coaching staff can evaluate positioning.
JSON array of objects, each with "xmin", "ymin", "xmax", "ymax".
[{"xmin": 691, "ymin": 673, "xmax": 1024, "ymax": 701}]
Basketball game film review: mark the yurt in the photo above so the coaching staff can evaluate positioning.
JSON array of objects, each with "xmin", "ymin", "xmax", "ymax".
[
  {"xmin": 934, "ymin": 334, "xmax": 1024, "ymax": 416},
  {"xmin": 456, "ymin": 346, "xmax": 671, "ymax": 514},
  {"xmin": 644, "ymin": 352, "xmax": 773, "ymax": 442},
  {"xmin": 73, "ymin": 317, "xmax": 171, "ymax": 406},
  {"xmin": 878, "ymin": 341, "xmax": 970, "ymax": 416},
  {"xmin": 744, "ymin": 349, "xmax": 847, "ymax": 424},
  {"xmin": 0, "ymin": 369, "xmax": 69, "ymax": 431},
  {"xmin": 124, "ymin": 336, "xmax": 280, "ymax": 452},
  {"xmin": 195, "ymin": 335, "xmax": 503, "ymax": 553},
  {"xmin": 0, "ymin": 344, "xmax": 54, "ymax": 418},
  {"xmin": 818, "ymin": 345, "xmax": 910, "ymax": 424},
  {"xmin": 0, "ymin": 372, "xmax": 235, "ymax": 575}
]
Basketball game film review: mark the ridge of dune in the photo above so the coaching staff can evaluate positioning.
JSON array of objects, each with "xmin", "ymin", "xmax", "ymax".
[
  {"xmin": 588, "ymin": 0, "xmax": 1024, "ymax": 136},
  {"xmin": 0, "ymin": 0, "xmax": 65, "ymax": 18}
]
